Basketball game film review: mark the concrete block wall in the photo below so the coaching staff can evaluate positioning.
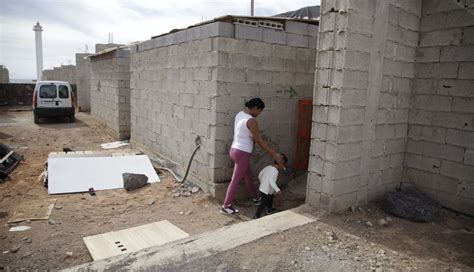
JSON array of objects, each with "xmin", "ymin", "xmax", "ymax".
[
  {"xmin": 307, "ymin": 0, "xmax": 422, "ymax": 211},
  {"xmin": 405, "ymin": 0, "xmax": 474, "ymax": 215},
  {"xmin": 42, "ymin": 65, "xmax": 77, "ymax": 84},
  {"xmin": 89, "ymin": 49, "xmax": 131, "ymax": 140},
  {"xmin": 0, "ymin": 65, "xmax": 9, "ymax": 83},
  {"xmin": 130, "ymin": 20, "xmax": 317, "ymax": 198},
  {"xmin": 76, "ymin": 53, "xmax": 91, "ymax": 112}
]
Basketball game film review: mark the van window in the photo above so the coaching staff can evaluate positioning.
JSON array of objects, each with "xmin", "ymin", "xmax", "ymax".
[
  {"xmin": 58, "ymin": 85, "xmax": 69, "ymax": 98},
  {"xmin": 39, "ymin": 85, "xmax": 57, "ymax": 98}
]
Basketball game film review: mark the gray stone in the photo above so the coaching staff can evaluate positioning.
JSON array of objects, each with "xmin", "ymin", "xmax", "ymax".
[
  {"xmin": 191, "ymin": 186, "xmax": 200, "ymax": 194},
  {"xmin": 383, "ymin": 186, "xmax": 441, "ymax": 222},
  {"xmin": 122, "ymin": 173, "xmax": 149, "ymax": 191},
  {"xmin": 9, "ymin": 245, "xmax": 21, "ymax": 253},
  {"xmin": 48, "ymin": 218, "xmax": 56, "ymax": 225}
]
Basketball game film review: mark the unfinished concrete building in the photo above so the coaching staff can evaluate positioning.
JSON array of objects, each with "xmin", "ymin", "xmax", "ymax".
[
  {"xmin": 0, "ymin": 65, "xmax": 9, "ymax": 83},
  {"xmin": 307, "ymin": 0, "xmax": 474, "ymax": 215},
  {"xmin": 89, "ymin": 47, "xmax": 131, "ymax": 140},
  {"xmin": 129, "ymin": 17, "xmax": 318, "ymax": 197},
  {"xmin": 76, "ymin": 53, "xmax": 91, "ymax": 112}
]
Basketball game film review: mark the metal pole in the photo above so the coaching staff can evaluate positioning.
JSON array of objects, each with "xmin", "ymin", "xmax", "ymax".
[{"xmin": 251, "ymin": 0, "xmax": 254, "ymax": 16}]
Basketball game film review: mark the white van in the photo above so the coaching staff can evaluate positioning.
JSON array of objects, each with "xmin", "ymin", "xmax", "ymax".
[{"xmin": 32, "ymin": 81, "xmax": 75, "ymax": 124}]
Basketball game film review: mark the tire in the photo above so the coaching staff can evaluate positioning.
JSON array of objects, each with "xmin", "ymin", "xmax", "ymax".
[
  {"xmin": 34, "ymin": 115, "xmax": 40, "ymax": 124},
  {"xmin": 69, "ymin": 114, "xmax": 75, "ymax": 123}
]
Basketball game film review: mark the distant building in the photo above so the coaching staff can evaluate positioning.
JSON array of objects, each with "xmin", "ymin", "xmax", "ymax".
[{"xmin": 0, "ymin": 65, "xmax": 9, "ymax": 83}]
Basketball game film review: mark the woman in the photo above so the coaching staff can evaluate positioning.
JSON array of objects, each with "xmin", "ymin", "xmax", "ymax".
[{"xmin": 221, "ymin": 98, "xmax": 284, "ymax": 214}]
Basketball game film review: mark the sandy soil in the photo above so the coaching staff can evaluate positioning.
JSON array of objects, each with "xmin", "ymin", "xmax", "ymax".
[{"xmin": 0, "ymin": 109, "xmax": 473, "ymax": 271}]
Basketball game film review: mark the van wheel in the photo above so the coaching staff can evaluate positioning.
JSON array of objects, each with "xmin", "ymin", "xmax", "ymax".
[
  {"xmin": 69, "ymin": 115, "xmax": 75, "ymax": 123},
  {"xmin": 34, "ymin": 115, "xmax": 40, "ymax": 124}
]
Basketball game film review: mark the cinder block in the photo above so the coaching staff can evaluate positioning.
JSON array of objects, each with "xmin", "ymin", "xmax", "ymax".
[
  {"xmin": 414, "ymin": 95, "xmax": 452, "ymax": 112},
  {"xmin": 419, "ymin": 29, "xmax": 462, "ymax": 47},
  {"xmin": 342, "ymin": 70, "xmax": 369, "ymax": 90},
  {"xmin": 464, "ymin": 27, "xmax": 474, "ymax": 45},
  {"xmin": 335, "ymin": 143, "xmax": 361, "ymax": 162},
  {"xmin": 235, "ymin": 24, "xmax": 263, "ymax": 41},
  {"xmin": 431, "ymin": 111, "xmax": 473, "ymax": 131},
  {"xmin": 415, "ymin": 47, "xmax": 441, "ymax": 63},
  {"xmin": 262, "ymin": 29, "xmax": 287, "ymax": 45},
  {"xmin": 423, "ymin": 142, "xmax": 464, "ymax": 162},
  {"xmin": 339, "ymin": 108, "xmax": 365, "ymax": 125},
  {"xmin": 138, "ymin": 39, "xmax": 153, "ymax": 52},
  {"xmin": 212, "ymin": 67, "xmax": 246, "ymax": 83},
  {"xmin": 420, "ymin": 12, "xmax": 447, "ymax": 32},
  {"xmin": 441, "ymin": 160, "xmax": 474, "ymax": 181},
  {"xmin": 336, "ymin": 125, "xmax": 364, "ymax": 143},
  {"xmin": 215, "ymin": 38, "xmax": 247, "ymax": 54},
  {"xmin": 446, "ymin": 9, "xmax": 474, "ymax": 28},
  {"xmin": 452, "ymin": 97, "xmax": 474, "ymax": 113},
  {"xmin": 440, "ymin": 46, "xmax": 474, "ymax": 62},
  {"xmin": 287, "ymin": 33, "xmax": 309, "ymax": 48},
  {"xmin": 344, "ymin": 51, "xmax": 370, "ymax": 71},
  {"xmin": 458, "ymin": 63, "xmax": 474, "ymax": 79},
  {"xmin": 247, "ymin": 41, "xmax": 272, "ymax": 58},
  {"xmin": 174, "ymin": 30, "xmax": 187, "ymax": 44},
  {"xmin": 446, "ymin": 129, "xmax": 474, "ymax": 148},
  {"xmin": 186, "ymin": 26, "xmax": 202, "ymax": 42},
  {"xmin": 405, "ymin": 154, "xmax": 441, "ymax": 173},
  {"xmin": 465, "ymin": 149, "xmax": 474, "ymax": 166},
  {"xmin": 334, "ymin": 159, "xmax": 360, "ymax": 180},
  {"xmin": 247, "ymin": 70, "xmax": 272, "ymax": 84},
  {"xmin": 201, "ymin": 22, "xmax": 234, "ymax": 38},
  {"xmin": 308, "ymin": 24, "xmax": 319, "ymax": 37},
  {"xmin": 408, "ymin": 125, "xmax": 447, "ymax": 144},
  {"xmin": 347, "ymin": 12, "xmax": 374, "ymax": 35},
  {"xmin": 398, "ymin": 9, "xmax": 420, "ymax": 32},
  {"xmin": 285, "ymin": 21, "xmax": 308, "ymax": 35}
]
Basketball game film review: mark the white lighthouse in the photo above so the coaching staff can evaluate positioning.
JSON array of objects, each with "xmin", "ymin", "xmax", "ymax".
[{"xmin": 33, "ymin": 22, "xmax": 43, "ymax": 81}]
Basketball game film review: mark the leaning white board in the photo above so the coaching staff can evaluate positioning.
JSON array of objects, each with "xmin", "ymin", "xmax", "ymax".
[
  {"xmin": 47, "ymin": 155, "xmax": 160, "ymax": 194},
  {"xmin": 83, "ymin": 220, "xmax": 189, "ymax": 260}
]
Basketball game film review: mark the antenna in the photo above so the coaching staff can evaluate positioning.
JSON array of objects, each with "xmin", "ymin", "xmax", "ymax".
[{"xmin": 251, "ymin": 0, "xmax": 254, "ymax": 16}]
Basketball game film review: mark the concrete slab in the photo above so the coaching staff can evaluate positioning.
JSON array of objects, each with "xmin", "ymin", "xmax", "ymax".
[{"xmin": 65, "ymin": 210, "xmax": 315, "ymax": 271}]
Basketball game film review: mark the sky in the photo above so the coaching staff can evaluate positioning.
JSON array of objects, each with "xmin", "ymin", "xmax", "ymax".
[{"xmin": 0, "ymin": 0, "xmax": 319, "ymax": 80}]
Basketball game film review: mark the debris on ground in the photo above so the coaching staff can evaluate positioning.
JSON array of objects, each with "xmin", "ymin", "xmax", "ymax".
[
  {"xmin": 23, "ymin": 237, "xmax": 32, "ymax": 243},
  {"xmin": 383, "ymin": 185, "xmax": 441, "ymax": 222},
  {"xmin": 148, "ymin": 200, "xmax": 156, "ymax": 206},
  {"xmin": 101, "ymin": 140, "xmax": 130, "ymax": 149},
  {"xmin": 9, "ymin": 226, "xmax": 31, "ymax": 232},
  {"xmin": 48, "ymin": 218, "xmax": 56, "ymax": 225},
  {"xmin": 9, "ymin": 245, "xmax": 21, "ymax": 253},
  {"xmin": 123, "ymin": 173, "xmax": 149, "ymax": 191},
  {"xmin": 47, "ymin": 153, "xmax": 159, "ymax": 194},
  {"xmin": 65, "ymin": 252, "xmax": 73, "ymax": 257},
  {"xmin": 191, "ymin": 186, "xmax": 200, "ymax": 194},
  {"xmin": 0, "ymin": 143, "xmax": 23, "ymax": 181}
]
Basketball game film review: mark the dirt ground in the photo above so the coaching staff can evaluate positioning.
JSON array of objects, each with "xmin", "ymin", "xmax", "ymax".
[{"xmin": 1, "ymin": 109, "xmax": 473, "ymax": 271}]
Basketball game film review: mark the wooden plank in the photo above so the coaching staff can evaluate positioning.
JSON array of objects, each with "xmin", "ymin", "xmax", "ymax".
[
  {"xmin": 83, "ymin": 220, "xmax": 189, "ymax": 260},
  {"xmin": 68, "ymin": 210, "xmax": 315, "ymax": 271}
]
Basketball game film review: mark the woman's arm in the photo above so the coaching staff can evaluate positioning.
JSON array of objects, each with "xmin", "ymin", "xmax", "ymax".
[{"xmin": 247, "ymin": 118, "xmax": 284, "ymax": 164}]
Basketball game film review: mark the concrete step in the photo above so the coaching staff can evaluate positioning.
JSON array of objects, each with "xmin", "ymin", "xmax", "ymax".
[{"xmin": 65, "ymin": 210, "xmax": 316, "ymax": 271}]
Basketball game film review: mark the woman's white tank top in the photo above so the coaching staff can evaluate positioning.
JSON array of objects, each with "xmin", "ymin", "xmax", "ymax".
[{"xmin": 231, "ymin": 111, "xmax": 254, "ymax": 153}]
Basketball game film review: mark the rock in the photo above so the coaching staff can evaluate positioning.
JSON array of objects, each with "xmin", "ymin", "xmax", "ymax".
[
  {"xmin": 366, "ymin": 221, "xmax": 373, "ymax": 227},
  {"xmin": 378, "ymin": 218, "xmax": 388, "ymax": 227},
  {"xmin": 305, "ymin": 246, "xmax": 311, "ymax": 251},
  {"xmin": 383, "ymin": 186, "xmax": 441, "ymax": 222},
  {"xmin": 173, "ymin": 192, "xmax": 181, "ymax": 198},
  {"xmin": 48, "ymin": 219, "xmax": 56, "ymax": 225},
  {"xmin": 183, "ymin": 191, "xmax": 191, "ymax": 197},
  {"xmin": 54, "ymin": 205, "xmax": 62, "ymax": 210},
  {"xmin": 23, "ymin": 237, "xmax": 32, "ymax": 243},
  {"xmin": 26, "ymin": 220, "xmax": 31, "ymax": 223},
  {"xmin": 185, "ymin": 210, "xmax": 193, "ymax": 215},
  {"xmin": 148, "ymin": 200, "xmax": 155, "ymax": 206},
  {"xmin": 122, "ymin": 173, "xmax": 149, "ymax": 191},
  {"xmin": 65, "ymin": 251, "xmax": 73, "ymax": 257},
  {"xmin": 9, "ymin": 245, "xmax": 21, "ymax": 253},
  {"xmin": 3, "ymin": 251, "xmax": 8, "ymax": 254},
  {"xmin": 179, "ymin": 212, "xmax": 184, "ymax": 215},
  {"xmin": 191, "ymin": 186, "xmax": 200, "ymax": 194}
]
